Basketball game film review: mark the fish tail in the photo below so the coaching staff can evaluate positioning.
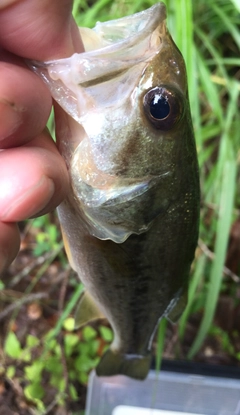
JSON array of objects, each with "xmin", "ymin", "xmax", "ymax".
[{"xmin": 96, "ymin": 349, "xmax": 151, "ymax": 380}]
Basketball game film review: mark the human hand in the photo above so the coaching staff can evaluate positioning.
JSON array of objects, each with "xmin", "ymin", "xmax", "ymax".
[{"xmin": 0, "ymin": 0, "xmax": 84, "ymax": 273}]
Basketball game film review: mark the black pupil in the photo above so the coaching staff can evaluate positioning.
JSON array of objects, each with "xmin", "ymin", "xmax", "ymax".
[{"xmin": 150, "ymin": 94, "xmax": 170, "ymax": 119}]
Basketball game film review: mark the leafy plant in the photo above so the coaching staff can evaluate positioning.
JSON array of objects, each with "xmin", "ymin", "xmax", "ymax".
[
  {"xmin": 4, "ymin": 323, "xmax": 112, "ymax": 413},
  {"xmin": 32, "ymin": 215, "xmax": 61, "ymax": 257}
]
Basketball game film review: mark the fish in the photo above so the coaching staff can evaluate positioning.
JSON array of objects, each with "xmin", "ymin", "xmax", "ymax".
[{"xmin": 31, "ymin": 3, "xmax": 200, "ymax": 380}]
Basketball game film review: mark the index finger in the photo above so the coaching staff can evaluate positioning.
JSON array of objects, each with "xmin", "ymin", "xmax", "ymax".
[{"xmin": 0, "ymin": 0, "xmax": 84, "ymax": 60}]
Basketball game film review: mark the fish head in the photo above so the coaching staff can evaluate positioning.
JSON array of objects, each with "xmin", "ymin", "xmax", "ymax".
[{"xmin": 31, "ymin": 3, "xmax": 194, "ymax": 243}]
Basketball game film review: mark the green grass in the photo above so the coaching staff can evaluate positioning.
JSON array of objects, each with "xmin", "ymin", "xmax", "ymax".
[{"xmin": 73, "ymin": 0, "xmax": 240, "ymax": 357}]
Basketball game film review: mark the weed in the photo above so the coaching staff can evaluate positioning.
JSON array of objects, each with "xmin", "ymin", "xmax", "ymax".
[{"xmin": 3, "ymin": 323, "xmax": 112, "ymax": 413}]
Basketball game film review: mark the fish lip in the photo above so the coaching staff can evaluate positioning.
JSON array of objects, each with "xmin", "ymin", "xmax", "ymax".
[
  {"xmin": 33, "ymin": 3, "xmax": 166, "ymax": 63},
  {"xmin": 28, "ymin": 3, "xmax": 167, "ymax": 124}
]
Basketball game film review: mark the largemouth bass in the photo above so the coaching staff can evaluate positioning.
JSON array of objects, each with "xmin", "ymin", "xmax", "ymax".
[{"xmin": 32, "ymin": 3, "xmax": 200, "ymax": 380}]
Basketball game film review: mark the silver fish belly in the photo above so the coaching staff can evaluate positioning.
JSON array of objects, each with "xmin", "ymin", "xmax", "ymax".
[{"xmin": 31, "ymin": 3, "xmax": 200, "ymax": 380}]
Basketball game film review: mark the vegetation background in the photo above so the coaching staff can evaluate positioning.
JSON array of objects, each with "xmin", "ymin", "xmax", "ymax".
[{"xmin": 0, "ymin": 0, "xmax": 239, "ymax": 413}]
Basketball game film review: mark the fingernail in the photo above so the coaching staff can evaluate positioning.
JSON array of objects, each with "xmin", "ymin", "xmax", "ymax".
[
  {"xmin": 0, "ymin": 176, "xmax": 55, "ymax": 221},
  {"xmin": 0, "ymin": 100, "xmax": 23, "ymax": 141}
]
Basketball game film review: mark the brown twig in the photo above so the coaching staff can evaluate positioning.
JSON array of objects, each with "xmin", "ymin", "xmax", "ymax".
[
  {"xmin": 10, "ymin": 242, "xmax": 64, "ymax": 289},
  {"xmin": 9, "ymin": 252, "xmax": 52, "ymax": 288},
  {"xmin": 0, "ymin": 289, "xmax": 25, "ymax": 300},
  {"xmin": 0, "ymin": 292, "xmax": 49, "ymax": 322},
  {"xmin": 58, "ymin": 270, "xmax": 69, "ymax": 313},
  {"xmin": 42, "ymin": 396, "xmax": 61, "ymax": 415},
  {"xmin": 198, "ymin": 239, "xmax": 240, "ymax": 283},
  {"xmin": 202, "ymin": 201, "xmax": 240, "ymax": 217},
  {"xmin": 25, "ymin": 242, "xmax": 64, "ymax": 295}
]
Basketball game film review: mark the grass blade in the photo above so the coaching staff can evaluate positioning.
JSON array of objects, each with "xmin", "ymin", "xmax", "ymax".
[
  {"xmin": 155, "ymin": 318, "xmax": 167, "ymax": 373},
  {"xmin": 46, "ymin": 283, "xmax": 85, "ymax": 343},
  {"xmin": 188, "ymin": 157, "xmax": 237, "ymax": 357},
  {"xmin": 230, "ymin": 0, "xmax": 240, "ymax": 12},
  {"xmin": 211, "ymin": 2, "xmax": 240, "ymax": 49},
  {"xmin": 179, "ymin": 254, "xmax": 207, "ymax": 338},
  {"xmin": 197, "ymin": 51, "xmax": 224, "ymax": 125}
]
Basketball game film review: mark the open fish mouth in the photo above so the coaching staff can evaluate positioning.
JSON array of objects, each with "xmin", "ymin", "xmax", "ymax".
[{"xmin": 30, "ymin": 3, "xmax": 166, "ymax": 124}]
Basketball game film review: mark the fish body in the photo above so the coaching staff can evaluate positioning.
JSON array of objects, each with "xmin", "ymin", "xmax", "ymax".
[{"xmin": 32, "ymin": 3, "xmax": 200, "ymax": 379}]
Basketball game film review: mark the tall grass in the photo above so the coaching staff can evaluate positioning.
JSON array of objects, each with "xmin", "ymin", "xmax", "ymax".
[{"xmin": 73, "ymin": 0, "xmax": 240, "ymax": 357}]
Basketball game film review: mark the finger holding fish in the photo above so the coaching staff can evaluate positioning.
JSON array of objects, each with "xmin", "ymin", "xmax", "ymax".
[{"xmin": 0, "ymin": 0, "xmax": 85, "ymax": 273}]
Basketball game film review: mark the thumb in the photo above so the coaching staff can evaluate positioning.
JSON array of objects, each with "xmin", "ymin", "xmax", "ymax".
[{"xmin": 0, "ymin": 0, "xmax": 84, "ymax": 60}]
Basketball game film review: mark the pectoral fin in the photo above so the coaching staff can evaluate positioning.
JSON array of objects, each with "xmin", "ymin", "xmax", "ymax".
[
  {"xmin": 74, "ymin": 291, "xmax": 105, "ymax": 329},
  {"xmin": 61, "ymin": 227, "xmax": 77, "ymax": 272},
  {"xmin": 167, "ymin": 288, "xmax": 188, "ymax": 323}
]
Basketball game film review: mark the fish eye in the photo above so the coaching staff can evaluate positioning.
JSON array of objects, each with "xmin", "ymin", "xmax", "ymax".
[{"xmin": 143, "ymin": 86, "xmax": 184, "ymax": 130}]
